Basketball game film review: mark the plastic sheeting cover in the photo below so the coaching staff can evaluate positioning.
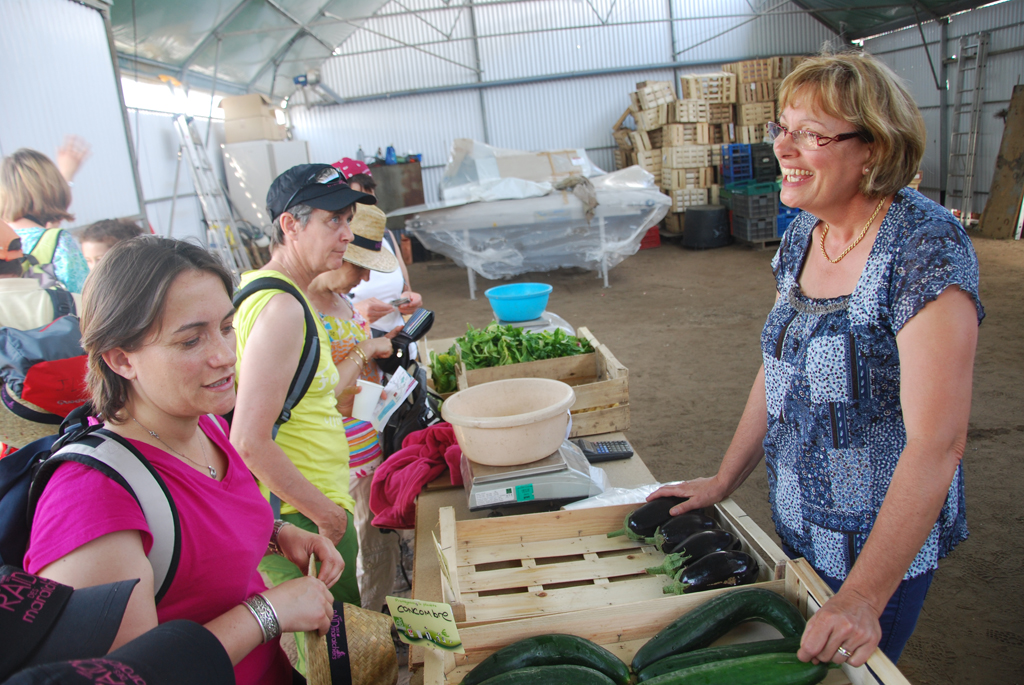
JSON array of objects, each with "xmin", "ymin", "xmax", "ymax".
[{"xmin": 406, "ymin": 164, "xmax": 669, "ymax": 280}]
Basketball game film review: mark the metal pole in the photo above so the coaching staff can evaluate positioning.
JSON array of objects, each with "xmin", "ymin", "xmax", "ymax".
[
  {"xmin": 599, "ymin": 216, "xmax": 609, "ymax": 289},
  {"xmin": 939, "ymin": 18, "xmax": 950, "ymax": 205},
  {"xmin": 167, "ymin": 147, "xmax": 183, "ymax": 237},
  {"xmin": 467, "ymin": 0, "xmax": 490, "ymax": 144},
  {"xmin": 204, "ymin": 37, "xmax": 222, "ymax": 149},
  {"xmin": 464, "ymin": 228, "xmax": 476, "ymax": 300}
]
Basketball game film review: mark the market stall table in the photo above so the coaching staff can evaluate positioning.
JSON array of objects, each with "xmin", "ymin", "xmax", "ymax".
[{"xmin": 408, "ymin": 432, "xmax": 655, "ymax": 677}]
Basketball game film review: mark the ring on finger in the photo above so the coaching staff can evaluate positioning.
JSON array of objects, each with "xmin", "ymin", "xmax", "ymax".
[{"xmin": 836, "ymin": 646, "xmax": 853, "ymax": 659}]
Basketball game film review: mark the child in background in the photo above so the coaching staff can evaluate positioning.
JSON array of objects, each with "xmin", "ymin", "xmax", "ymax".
[{"xmin": 79, "ymin": 218, "xmax": 145, "ymax": 270}]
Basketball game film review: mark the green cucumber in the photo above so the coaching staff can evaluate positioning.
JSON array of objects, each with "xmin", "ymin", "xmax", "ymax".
[
  {"xmin": 636, "ymin": 637, "xmax": 802, "ymax": 682},
  {"xmin": 631, "ymin": 588, "xmax": 806, "ymax": 672},
  {"xmin": 640, "ymin": 653, "xmax": 832, "ymax": 685},
  {"xmin": 461, "ymin": 635, "xmax": 630, "ymax": 685},
  {"xmin": 476, "ymin": 665, "xmax": 616, "ymax": 685}
]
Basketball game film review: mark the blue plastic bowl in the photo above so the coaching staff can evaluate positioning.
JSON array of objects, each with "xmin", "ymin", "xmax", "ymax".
[{"xmin": 485, "ymin": 283, "xmax": 553, "ymax": 322}]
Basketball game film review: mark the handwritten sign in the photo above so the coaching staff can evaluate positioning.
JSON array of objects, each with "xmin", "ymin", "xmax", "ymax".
[{"xmin": 385, "ymin": 596, "xmax": 464, "ymax": 653}]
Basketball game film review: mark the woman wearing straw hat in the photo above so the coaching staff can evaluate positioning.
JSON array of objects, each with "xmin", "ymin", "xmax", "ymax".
[{"xmin": 309, "ymin": 202, "xmax": 403, "ymax": 617}]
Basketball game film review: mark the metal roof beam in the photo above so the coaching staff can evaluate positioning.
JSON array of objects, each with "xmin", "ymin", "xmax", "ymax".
[
  {"xmin": 786, "ymin": 0, "xmax": 842, "ymax": 37},
  {"xmin": 846, "ymin": 0, "xmax": 989, "ymax": 40},
  {"xmin": 179, "ymin": 0, "xmax": 255, "ymax": 73},
  {"xmin": 264, "ymin": 0, "xmax": 335, "ymax": 52},
  {"xmin": 247, "ymin": 30, "xmax": 307, "ymax": 91},
  {"xmin": 324, "ymin": 10, "xmax": 481, "ymax": 73}
]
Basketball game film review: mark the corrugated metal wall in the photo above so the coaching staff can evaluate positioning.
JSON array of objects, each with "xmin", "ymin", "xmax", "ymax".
[
  {"xmin": 0, "ymin": 0, "xmax": 142, "ymax": 229},
  {"xmin": 294, "ymin": 0, "xmax": 835, "ymax": 202},
  {"xmin": 862, "ymin": 0, "xmax": 1024, "ymax": 211}
]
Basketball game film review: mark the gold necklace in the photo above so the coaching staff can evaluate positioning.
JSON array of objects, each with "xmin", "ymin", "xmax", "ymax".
[
  {"xmin": 130, "ymin": 414, "xmax": 217, "ymax": 479},
  {"xmin": 820, "ymin": 197, "xmax": 886, "ymax": 264}
]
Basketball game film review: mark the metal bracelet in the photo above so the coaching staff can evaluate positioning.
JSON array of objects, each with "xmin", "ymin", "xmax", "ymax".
[
  {"xmin": 352, "ymin": 345, "xmax": 369, "ymax": 366},
  {"xmin": 243, "ymin": 593, "xmax": 281, "ymax": 643},
  {"xmin": 267, "ymin": 519, "xmax": 291, "ymax": 557}
]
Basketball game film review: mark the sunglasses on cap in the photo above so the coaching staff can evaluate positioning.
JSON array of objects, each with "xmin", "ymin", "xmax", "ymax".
[{"xmin": 281, "ymin": 166, "xmax": 345, "ymax": 216}]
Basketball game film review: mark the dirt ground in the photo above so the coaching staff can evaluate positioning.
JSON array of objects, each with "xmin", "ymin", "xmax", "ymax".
[{"xmin": 408, "ymin": 234, "xmax": 1024, "ymax": 684}]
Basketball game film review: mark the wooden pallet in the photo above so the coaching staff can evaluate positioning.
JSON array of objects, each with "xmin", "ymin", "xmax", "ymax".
[
  {"xmin": 424, "ymin": 557, "xmax": 910, "ymax": 685},
  {"xmin": 436, "ymin": 499, "xmax": 787, "ymax": 627}
]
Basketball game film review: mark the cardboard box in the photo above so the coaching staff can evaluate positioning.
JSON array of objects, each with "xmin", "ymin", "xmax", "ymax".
[
  {"xmin": 493, "ymin": 149, "xmax": 585, "ymax": 183},
  {"xmin": 219, "ymin": 93, "xmax": 276, "ymax": 120},
  {"xmin": 224, "ymin": 115, "xmax": 286, "ymax": 144}
]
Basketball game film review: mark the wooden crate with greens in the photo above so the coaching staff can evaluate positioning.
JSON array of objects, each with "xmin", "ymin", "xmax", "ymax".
[{"xmin": 429, "ymin": 325, "xmax": 629, "ymax": 438}]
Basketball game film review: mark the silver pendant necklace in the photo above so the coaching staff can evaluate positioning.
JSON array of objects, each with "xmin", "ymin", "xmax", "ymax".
[{"xmin": 130, "ymin": 414, "xmax": 217, "ymax": 479}]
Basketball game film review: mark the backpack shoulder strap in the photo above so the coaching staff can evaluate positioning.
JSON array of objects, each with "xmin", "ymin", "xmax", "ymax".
[
  {"xmin": 29, "ymin": 229, "xmax": 63, "ymax": 265},
  {"xmin": 44, "ymin": 287, "xmax": 76, "ymax": 319},
  {"xmin": 233, "ymin": 277, "xmax": 321, "ymax": 428},
  {"xmin": 27, "ymin": 430, "xmax": 181, "ymax": 603}
]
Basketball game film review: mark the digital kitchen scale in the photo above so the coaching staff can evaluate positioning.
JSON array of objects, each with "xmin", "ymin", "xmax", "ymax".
[
  {"xmin": 492, "ymin": 311, "xmax": 575, "ymax": 336},
  {"xmin": 461, "ymin": 440, "xmax": 599, "ymax": 511}
]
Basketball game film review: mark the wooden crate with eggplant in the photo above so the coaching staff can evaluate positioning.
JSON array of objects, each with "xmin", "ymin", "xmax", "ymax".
[
  {"xmin": 423, "ymin": 554, "xmax": 911, "ymax": 685},
  {"xmin": 435, "ymin": 498, "xmax": 788, "ymax": 627}
]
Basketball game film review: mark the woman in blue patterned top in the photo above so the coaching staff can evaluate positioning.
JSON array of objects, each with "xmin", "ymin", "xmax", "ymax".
[{"xmin": 650, "ymin": 52, "xmax": 983, "ymax": 667}]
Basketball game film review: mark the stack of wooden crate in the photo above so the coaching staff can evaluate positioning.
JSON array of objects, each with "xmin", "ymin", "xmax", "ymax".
[{"xmin": 724, "ymin": 58, "xmax": 786, "ymax": 144}]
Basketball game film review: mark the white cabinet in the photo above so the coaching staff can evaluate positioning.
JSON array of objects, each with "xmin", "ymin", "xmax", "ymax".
[{"xmin": 222, "ymin": 140, "xmax": 309, "ymax": 229}]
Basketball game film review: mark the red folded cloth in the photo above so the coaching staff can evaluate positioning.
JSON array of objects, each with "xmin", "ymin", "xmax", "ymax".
[{"xmin": 369, "ymin": 422, "xmax": 463, "ymax": 529}]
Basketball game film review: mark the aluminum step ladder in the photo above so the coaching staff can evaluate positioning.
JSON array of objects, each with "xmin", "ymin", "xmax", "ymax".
[
  {"xmin": 944, "ymin": 32, "xmax": 990, "ymax": 224},
  {"xmin": 161, "ymin": 76, "xmax": 251, "ymax": 276}
]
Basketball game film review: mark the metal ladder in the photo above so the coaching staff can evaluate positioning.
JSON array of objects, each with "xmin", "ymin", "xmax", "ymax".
[
  {"xmin": 945, "ymin": 32, "xmax": 990, "ymax": 224},
  {"xmin": 161, "ymin": 76, "xmax": 251, "ymax": 276}
]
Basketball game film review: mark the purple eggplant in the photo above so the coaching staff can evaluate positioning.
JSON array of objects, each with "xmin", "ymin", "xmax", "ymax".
[
  {"xmin": 662, "ymin": 550, "xmax": 759, "ymax": 595},
  {"xmin": 645, "ymin": 529, "xmax": 742, "ymax": 577},
  {"xmin": 644, "ymin": 512, "xmax": 717, "ymax": 552},
  {"xmin": 607, "ymin": 496, "xmax": 688, "ymax": 540}
]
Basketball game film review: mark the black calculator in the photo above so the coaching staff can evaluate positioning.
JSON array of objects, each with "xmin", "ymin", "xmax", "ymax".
[{"xmin": 573, "ymin": 438, "xmax": 634, "ymax": 462}]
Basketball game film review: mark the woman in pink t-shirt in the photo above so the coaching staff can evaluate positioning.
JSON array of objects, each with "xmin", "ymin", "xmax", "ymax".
[{"xmin": 24, "ymin": 237, "xmax": 344, "ymax": 685}]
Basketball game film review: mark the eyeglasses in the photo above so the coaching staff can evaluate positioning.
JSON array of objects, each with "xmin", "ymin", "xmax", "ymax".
[
  {"xmin": 282, "ymin": 166, "xmax": 344, "ymax": 215},
  {"xmin": 766, "ymin": 121, "xmax": 871, "ymax": 150}
]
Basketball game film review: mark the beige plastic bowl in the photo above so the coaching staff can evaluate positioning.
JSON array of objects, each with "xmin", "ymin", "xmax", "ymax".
[{"xmin": 441, "ymin": 378, "xmax": 576, "ymax": 466}]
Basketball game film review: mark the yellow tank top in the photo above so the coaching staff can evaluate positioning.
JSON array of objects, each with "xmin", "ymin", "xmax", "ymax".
[{"xmin": 233, "ymin": 270, "xmax": 353, "ymax": 514}]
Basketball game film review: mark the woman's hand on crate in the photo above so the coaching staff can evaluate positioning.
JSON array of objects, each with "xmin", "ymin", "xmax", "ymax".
[
  {"xmin": 797, "ymin": 588, "xmax": 881, "ymax": 668},
  {"xmin": 647, "ymin": 476, "xmax": 728, "ymax": 516}
]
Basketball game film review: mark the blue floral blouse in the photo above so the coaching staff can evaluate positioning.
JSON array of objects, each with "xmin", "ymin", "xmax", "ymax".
[
  {"xmin": 762, "ymin": 188, "xmax": 984, "ymax": 581},
  {"xmin": 13, "ymin": 226, "xmax": 89, "ymax": 294}
]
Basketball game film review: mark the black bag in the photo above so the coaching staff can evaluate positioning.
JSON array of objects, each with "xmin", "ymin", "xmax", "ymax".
[{"xmin": 379, "ymin": 362, "xmax": 442, "ymax": 458}]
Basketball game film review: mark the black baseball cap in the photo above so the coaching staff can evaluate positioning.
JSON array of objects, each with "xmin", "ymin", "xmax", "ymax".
[
  {"xmin": 0, "ymin": 566, "xmax": 136, "ymax": 680},
  {"xmin": 267, "ymin": 163, "xmax": 376, "ymax": 222},
  {"xmin": 5, "ymin": 620, "xmax": 234, "ymax": 685}
]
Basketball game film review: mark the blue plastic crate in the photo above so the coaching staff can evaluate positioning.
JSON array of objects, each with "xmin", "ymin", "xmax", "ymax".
[
  {"xmin": 777, "ymin": 212, "xmax": 798, "ymax": 237},
  {"xmin": 722, "ymin": 167, "xmax": 754, "ymax": 183}
]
